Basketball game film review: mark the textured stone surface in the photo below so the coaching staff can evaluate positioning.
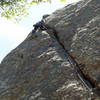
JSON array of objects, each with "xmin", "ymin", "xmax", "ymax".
[
  {"xmin": 0, "ymin": 0, "xmax": 100, "ymax": 100},
  {"xmin": 0, "ymin": 30, "xmax": 88, "ymax": 100},
  {"xmin": 46, "ymin": 0, "xmax": 100, "ymax": 89}
]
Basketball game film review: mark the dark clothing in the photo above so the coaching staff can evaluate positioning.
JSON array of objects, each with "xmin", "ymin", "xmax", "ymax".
[
  {"xmin": 32, "ymin": 20, "xmax": 47, "ymax": 33},
  {"xmin": 33, "ymin": 20, "xmax": 44, "ymax": 27}
]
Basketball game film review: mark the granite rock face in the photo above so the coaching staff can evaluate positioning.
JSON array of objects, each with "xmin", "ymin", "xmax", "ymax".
[
  {"xmin": 46, "ymin": 0, "xmax": 100, "ymax": 89},
  {"xmin": 0, "ymin": 31, "xmax": 88, "ymax": 100},
  {"xmin": 0, "ymin": 0, "xmax": 100, "ymax": 100}
]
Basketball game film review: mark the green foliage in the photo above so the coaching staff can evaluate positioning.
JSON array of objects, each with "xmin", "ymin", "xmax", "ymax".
[
  {"xmin": 0, "ymin": 0, "xmax": 30, "ymax": 22},
  {"xmin": 0, "ymin": 0, "xmax": 67, "ymax": 22},
  {"xmin": 60, "ymin": 0, "xmax": 67, "ymax": 2}
]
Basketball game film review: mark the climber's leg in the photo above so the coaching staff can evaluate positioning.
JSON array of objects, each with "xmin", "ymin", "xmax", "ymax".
[{"xmin": 32, "ymin": 27, "xmax": 38, "ymax": 34}]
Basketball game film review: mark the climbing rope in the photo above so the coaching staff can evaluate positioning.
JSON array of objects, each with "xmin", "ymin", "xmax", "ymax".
[
  {"xmin": 38, "ymin": 23, "xmax": 96, "ymax": 100},
  {"xmin": 52, "ymin": 30, "xmax": 94, "ymax": 100}
]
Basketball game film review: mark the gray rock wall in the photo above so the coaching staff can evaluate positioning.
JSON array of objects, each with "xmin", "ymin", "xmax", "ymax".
[
  {"xmin": 0, "ymin": 0, "xmax": 100, "ymax": 100},
  {"xmin": 0, "ymin": 30, "xmax": 88, "ymax": 100},
  {"xmin": 46, "ymin": 0, "xmax": 100, "ymax": 89}
]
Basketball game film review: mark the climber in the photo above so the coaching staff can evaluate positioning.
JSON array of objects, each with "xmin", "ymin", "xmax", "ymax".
[
  {"xmin": 32, "ymin": 14, "xmax": 50, "ymax": 34},
  {"xmin": 32, "ymin": 20, "xmax": 48, "ymax": 33}
]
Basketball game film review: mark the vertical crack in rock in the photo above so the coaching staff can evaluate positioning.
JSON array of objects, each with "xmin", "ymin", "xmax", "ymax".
[{"xmin": 47, "ymin": 28, "xmax": 100, "ymax": 99}]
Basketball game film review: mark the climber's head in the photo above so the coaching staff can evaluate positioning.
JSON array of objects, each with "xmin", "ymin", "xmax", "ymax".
[{"xmin": 42, "ymin": 14, "xmax": 50, "ymax": 19}]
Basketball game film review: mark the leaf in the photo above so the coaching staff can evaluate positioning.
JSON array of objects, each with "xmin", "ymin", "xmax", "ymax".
[
  {"xmin": 60, "ymin": 0, "xmax": 67, "ymax": 2},
  {"xmin": 30, "ymin": 0, "xmax": 38, "ymax": 5}
]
